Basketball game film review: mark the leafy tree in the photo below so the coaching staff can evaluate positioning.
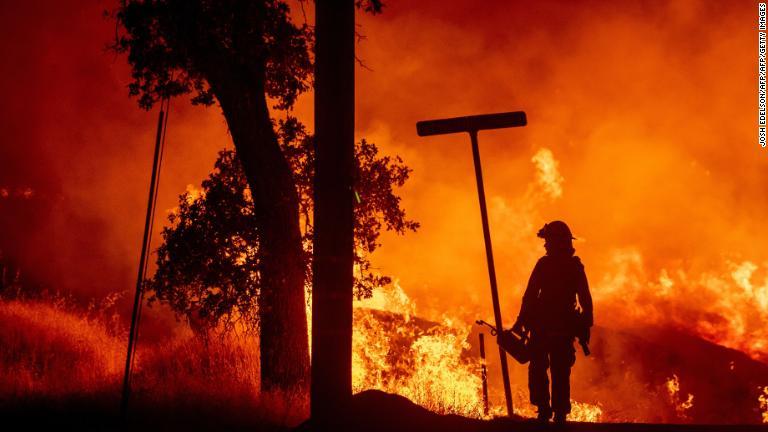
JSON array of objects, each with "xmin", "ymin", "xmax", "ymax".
[
  {"xmin": 113, "ymin": 0, "xmax": 381, "ymax": 392},
  {"xmin": 148, "ymin": 118, "xmax": 417, "ymax": 335}
]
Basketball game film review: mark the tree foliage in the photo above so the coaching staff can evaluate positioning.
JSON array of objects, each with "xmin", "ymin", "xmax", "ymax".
[
  {"xmin": 149, "ymin": 119, "xmax": 417, "ymax": 331},
  {"xmin": 113, "ymin": 0, "xmax": 313, "ymax": 110},
  {"xmin": 114, "ymin": 0, "xmax": 391, "ymax": 391},
  {"xmin": 112, "ymin": 0, "xmax": 383, "ymax": 110}
]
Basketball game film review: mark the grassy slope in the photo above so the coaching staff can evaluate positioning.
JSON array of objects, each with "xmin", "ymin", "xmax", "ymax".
[
  {"xmin": 0, "ymin": 299, "xmax": 302, "ymax": 430},
  {"xmin": 2, "ymin": 299, "xmax": 767, "ymax": 431}
]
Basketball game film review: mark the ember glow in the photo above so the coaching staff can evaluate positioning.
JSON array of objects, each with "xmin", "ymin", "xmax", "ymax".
[{"xmin": 665, "ymin": 375, "xmax": 694, "ymax": 421}]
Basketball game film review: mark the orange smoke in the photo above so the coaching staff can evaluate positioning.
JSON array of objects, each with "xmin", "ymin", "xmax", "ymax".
[
  {"xmin": 4, "ymin": 1, "xmax": 763, "ymax": 341},
  {"xmin": 353, "ymin": 1, "xmax": 767, "ymax": 358}
]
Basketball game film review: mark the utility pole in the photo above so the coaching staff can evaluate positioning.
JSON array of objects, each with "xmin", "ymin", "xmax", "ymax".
[{"xmin": 311, "ymin": 0, "xmax": 356, "ymax": 426}]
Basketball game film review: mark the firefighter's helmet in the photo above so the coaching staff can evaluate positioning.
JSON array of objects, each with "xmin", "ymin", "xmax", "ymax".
[{"xmin": 537, "ymin": 220, "xmax": 576, "ymax": 240}]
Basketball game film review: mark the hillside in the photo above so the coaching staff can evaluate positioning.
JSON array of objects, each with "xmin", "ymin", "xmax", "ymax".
[{"xmin": 1, "ymin": 299, "xmax": 767, "ymax": 429}]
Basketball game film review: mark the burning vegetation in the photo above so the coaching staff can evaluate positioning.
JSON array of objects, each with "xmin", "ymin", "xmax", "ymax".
[
  {"xmin": 351, "ymin": 283, "xmax": 604, "ymax": 422},
  {"xmin": 665, "ymin": 375, "xmax": 694, "ymax": 421},
  {"xmin": 3, "ymin": 144, "xmax": 768, "ymax": 425},
  {"xmin": 7, "ymin": 277, "xmax": 767, "ymax": 425},
  {"xmin": 0, "ymin": 286, "xmax": 602, "ymax": 424}
]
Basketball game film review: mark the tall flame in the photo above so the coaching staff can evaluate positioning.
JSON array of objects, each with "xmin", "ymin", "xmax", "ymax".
[
  {"xmin": 597, "ymin": 250, "xmax": 768, "ymax": 362},
  {"xmin": 530, "ymin": 148, "xmax": 563, "ymax": 200},
  {"xmin": 665, "ymin": 374, "xmax": 693, "ymax": 421},
  {"xmin": 352, "ymin": 283, "xmax": 484, "ymax": 417},
  {"xmin": 351, "ymin": 282, "xmax": 602, "ymax": 421}
]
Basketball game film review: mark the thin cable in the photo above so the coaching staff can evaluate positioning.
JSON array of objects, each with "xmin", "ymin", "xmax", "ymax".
[
  {"xmin": 121, "ymin": 96, "xmax": 170, "ymax": 418},
  {"xmin": 129, "ymin": 96, "xmax": 170, "ymax": 383}
]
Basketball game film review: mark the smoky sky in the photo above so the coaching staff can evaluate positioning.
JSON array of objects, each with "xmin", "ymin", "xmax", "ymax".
[
  {"xmin": 354, "ymin": 0, "xmax": 767, "ymax": 316},
  {"xmin": 1, "ymin": 1, "xmax": 765, "ymax": 422},
  {"xmin": 0, "ymin": 0, "xmax": 229, "ymax": 302},
  {"xmin": 0, "ymin": 0, "xmax": 765, "ymax": 342}
]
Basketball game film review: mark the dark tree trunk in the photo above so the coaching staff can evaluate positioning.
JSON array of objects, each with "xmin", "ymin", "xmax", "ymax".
[
  {"xmin": 210, "ymin": 73, "xmax": 309, "ymax": 393},
  {"xmin": 311, "ymin": 0, "xmax": 356, "ymax": 423}
]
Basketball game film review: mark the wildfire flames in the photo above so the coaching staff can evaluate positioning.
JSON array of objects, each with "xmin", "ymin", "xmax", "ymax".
[
  {"xmin": 351, "ymin": 283, "xmax": 603, "ymax": 421},
  {"xmin": 530, "ymin": 148, "xmax": 563, "ymax": 200},
  {"xmin": 4, "ymin": 144, "xmax": 768, "ymax": 424},
  {"xmin": 665, "ymin": 375, "xmax": 693, "ymax": 421},
  {"xmin": 353, "ymin": 284, "xmax": 485, "ymax": 417},
  {"xmin": 2, "ymin": 0, "xmax": 767, "ymax": 426},
  {"xmin": 346, "ymin": 145, "xmax": 768, "ymax": 423},
  {"xmin": 597, "ymin": 251, "xmax": 768, "ymax": 362}
]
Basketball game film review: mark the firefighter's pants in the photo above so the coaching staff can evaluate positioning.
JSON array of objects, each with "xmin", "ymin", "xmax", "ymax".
[{"xmin": 528, "ymin": 332, "xmax": 576, "ymax": 414}]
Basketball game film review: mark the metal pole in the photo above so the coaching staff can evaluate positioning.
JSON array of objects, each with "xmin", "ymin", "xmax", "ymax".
[
  {"xmin": 121, "ymin": 99, "xmax": 167, "ymax": 417},
  {"xmin": 469, "ymin": 130, "xmax": 514, "ymax": 416},
  {"xmin": 479, "ymin": 332, "xmax": 490, "ymax": 416}
]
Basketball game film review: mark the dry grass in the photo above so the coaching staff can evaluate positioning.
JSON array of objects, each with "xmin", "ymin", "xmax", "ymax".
[
  {"xmin": 0, "ymin": 298, "xmax": 306, "ymax": 430},
  {"xmin": 0, "ymin": 299, "xmax": 123, "ymax": 399},
  {"xmin": 131, "ymin": 331, "xmax": 308, "ymax": 428}
]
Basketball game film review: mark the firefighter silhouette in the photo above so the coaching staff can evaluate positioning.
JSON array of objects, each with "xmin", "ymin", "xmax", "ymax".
[{"xmin": 512, "ymin": 220, "xmax": 593, "ymax": 424}]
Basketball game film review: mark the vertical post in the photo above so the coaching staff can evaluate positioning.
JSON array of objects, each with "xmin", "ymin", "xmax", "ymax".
[
  {"xmin": 121, "ymin": 101, "xmax": 166, "ymax": 417},
  {"xmin": 469, "ymin": 130, "xmax": 514, "ymax": 416},
  {"xmin": 312, "ymin": 0, "xmax": 355, "ymax": 425},
  {"xmin": 479, "ymin": 332, "xmax": 490, "ymax": 416}
]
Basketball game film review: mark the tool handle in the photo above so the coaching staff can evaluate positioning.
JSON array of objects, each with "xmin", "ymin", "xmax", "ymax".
[{"xmin": 475, "ymin": 319, "xmax": 498, "ymax": 336}]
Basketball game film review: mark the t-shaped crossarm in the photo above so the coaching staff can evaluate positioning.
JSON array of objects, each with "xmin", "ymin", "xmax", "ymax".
[
  {"xmin": 416, "ymin": 111, "xmax": 526, "ymax": 136},
  {"xmin": 416, "ymin": 110, "xmax": 527, "ymax": 417}
]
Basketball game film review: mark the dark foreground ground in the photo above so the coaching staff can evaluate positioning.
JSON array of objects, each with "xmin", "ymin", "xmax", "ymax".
[
  {"xmin": 299, "ymin": 390, "xmax": 768, "ymax": 432},
  {"xmin": 3, "ymin": 390, "xmax": 767, "ymax": 431}
]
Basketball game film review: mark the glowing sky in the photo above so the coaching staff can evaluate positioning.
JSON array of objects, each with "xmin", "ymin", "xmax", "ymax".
[{"xmin": 1, "ymin": 0, "xmax": 764, "ymax": 331}]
